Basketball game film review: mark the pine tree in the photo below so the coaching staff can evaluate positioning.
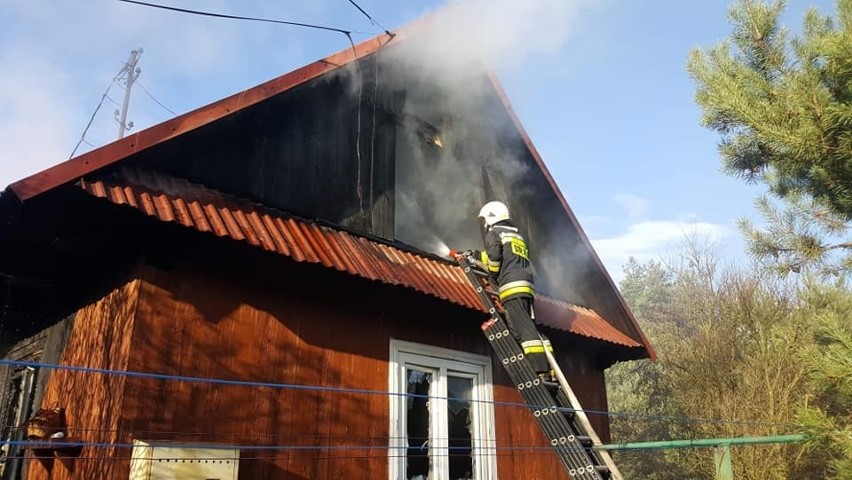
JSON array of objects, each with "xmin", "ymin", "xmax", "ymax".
[
  {"xmin": 688, "ymin": 0, "xmax": 852, "ymax": 275},
  {"xmin": 796, "ymin": 281, "xmax": 852, "ymax": 480}
]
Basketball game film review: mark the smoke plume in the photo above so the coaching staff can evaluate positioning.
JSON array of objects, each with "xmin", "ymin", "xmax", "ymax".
[{"xmin": 343, "ymin": 0, "xmax": 606, "ymax": 303}]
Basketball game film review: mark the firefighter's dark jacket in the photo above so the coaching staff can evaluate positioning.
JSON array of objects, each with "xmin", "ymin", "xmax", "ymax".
[{"xmin": 475, "ymin": 220, "xmax": 534, "ymax": 301}]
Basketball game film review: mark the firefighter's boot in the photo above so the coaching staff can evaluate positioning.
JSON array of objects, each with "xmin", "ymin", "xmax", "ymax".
[{"xmin": 539, "ymin": 370, "xmax": 559, "ymax": 390}]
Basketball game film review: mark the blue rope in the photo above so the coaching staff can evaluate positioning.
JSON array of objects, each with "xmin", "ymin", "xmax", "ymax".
[{"xmin": 0, "ymin": 359, "xmax": 802, "ymax": 429}]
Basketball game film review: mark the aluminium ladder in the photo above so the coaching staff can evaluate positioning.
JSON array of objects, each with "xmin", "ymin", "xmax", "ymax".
[{"xmin": 455, "ymin": 253, "xmax": 623, "ymax": 480}]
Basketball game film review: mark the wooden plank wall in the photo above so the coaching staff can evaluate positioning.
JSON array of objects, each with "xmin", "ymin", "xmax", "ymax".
[
  {"xmin": 28, "ymin": 280, "xmax": 139, "ymax": 480},
  {"xmin": 557, "ymin": 349, "xmax": 611, "ymax": 443},
  {"xmin": 27, "ymin": 257, "xmax": 612, "ymax": 479},
  {"xmin": 118, "ymin": 265, "xmax": 391, "ymax": 479},
  {"xmin": 120, "ymin": 262, "xmax": 589, "ymax": 479}
]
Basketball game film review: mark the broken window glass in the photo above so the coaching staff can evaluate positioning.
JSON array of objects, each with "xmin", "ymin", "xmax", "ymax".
[
  {"xmin": 406, "ymin": 368, "xmax": 432, "ymax": 480},
  {"xmin": 447, "ymin": 376, "xmax": 473, "ymax": 480}
]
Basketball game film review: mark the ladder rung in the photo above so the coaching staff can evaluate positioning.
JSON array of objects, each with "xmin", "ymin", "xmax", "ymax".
[{"xmin": 456, "ymin": 254, "xmax": 618, "ymax": 480}]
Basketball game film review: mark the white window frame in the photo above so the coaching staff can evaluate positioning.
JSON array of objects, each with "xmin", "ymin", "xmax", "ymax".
[{"xmin": 388, "ymin": 339, "xmax": 497, "ymax": 480}]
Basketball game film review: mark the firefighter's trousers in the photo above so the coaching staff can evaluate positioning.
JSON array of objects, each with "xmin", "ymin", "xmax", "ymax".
[{"xmin": 502, "ymin": 296, "xmax": 551, "ymax": 375}]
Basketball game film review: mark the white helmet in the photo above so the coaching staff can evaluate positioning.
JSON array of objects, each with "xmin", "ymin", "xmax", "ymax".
[{"xmin": 478, "ymin": 201, "xmax": 510, "ymax": 228}]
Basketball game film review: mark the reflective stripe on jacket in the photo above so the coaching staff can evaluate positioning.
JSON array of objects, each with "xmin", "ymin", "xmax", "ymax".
[
  {"xmin": 477, "ymin": 221, "xmax": 534, "ymax": 301},
  {"xmin": 520, "ymin": 338, "xmax": 553, "ymax": 355}
]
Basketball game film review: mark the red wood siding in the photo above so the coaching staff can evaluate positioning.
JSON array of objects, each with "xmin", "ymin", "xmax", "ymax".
[
  {"xmin": 29, "ymin": 280, "xmax": 139, "ymax": 480},
  {"xmin": 31, "ymin": 260, "xmax": 611, "ymax": 479},
  {"xmin": 555, "ymin": 349, "xmax": 612, "ymax": 444}
]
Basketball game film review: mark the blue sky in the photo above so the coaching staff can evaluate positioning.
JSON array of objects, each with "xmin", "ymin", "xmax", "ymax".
[{"xmin": 0, "ymin": 0, "xmax": 837, "ymax": 282}]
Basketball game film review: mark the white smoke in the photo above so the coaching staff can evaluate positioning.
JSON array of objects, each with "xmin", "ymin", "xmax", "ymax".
[
  {"xmin": 401, "ymin": 0, "xmax": 599, "ymax": 78},
  {"xmin": 339, "ymin": 0, "xmax": 608, "ymax": 302}
]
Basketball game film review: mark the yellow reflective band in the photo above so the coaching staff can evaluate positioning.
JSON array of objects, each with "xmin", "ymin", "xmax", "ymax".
[
  {"xmin": 481, "ymin": 251, "xmax": 500, "ymax": 272},
  {"xmin": 480, "ymin": 251, "xmax": 489, "ymax": 264},
  {"xmin": 522, "ymin": 345, "xmax": 554, "ymax": 354},
  {"xmin": 498, "ymin": 285, "xmax": 534, "ymax": 299}
]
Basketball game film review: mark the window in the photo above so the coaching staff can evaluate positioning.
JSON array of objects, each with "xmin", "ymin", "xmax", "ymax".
[{"xmin": 389, "ymin": 340, "xmax": 497, "ymax": 480}]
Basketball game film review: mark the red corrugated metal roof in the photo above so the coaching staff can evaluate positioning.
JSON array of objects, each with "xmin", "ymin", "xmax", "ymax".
[{"xmin": 79, "ymin": 168, "xmax": 641, "ymax": 349}]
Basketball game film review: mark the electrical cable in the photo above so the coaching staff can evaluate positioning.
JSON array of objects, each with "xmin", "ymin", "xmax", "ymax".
[
  {"xmin": 346, "ymin": 0, "xmax": 394, "ymax": 37},
  {"xmin": 349, "ymin": 30, "xmax": 365, "ymax": 215},
  {"xmin": 3, "ymin": 448, "xmax": 583, "ymax": 462},
  {"xmin": 4, "ymin": 435, "xmax": 796, "ymax": 461},
  {"xmin": 2, "ymin": 439, "xmax": 567, "ymax": 453},
  {"xmin": 117, "ymin": 0, "xmax": 370, "ymax": 36},
  {"xmin": 0, "ymin": 359, "xmax": 804, "ymax": 430},
  {"xmin": 68, "ymin": 67, "xmax": 126, "ymax": 159},
  {"xmin": 136, "ymin": 80, "xmax": 177, "ymax": 116}
]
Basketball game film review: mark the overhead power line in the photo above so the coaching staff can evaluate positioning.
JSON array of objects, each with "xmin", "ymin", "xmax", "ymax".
[
  {"xmin": 136, "ymin": 80, "xmax": 177, "ymax": 116},
  {"xmin": 346, "ymin": 0, "xmax": 394, "ymax": 37},
  {"xmin": 69, "ymin": 65, "xmax": 127, "ymax": 159},
  {"xmin": 117, "ymin": 0, "xmax": 368, "ymax": 36}
]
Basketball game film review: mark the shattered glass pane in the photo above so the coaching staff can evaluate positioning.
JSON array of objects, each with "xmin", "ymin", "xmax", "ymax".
[
  {"xmin": 406, "ymin": 368, "xmax": 432, "ymax": 480},
  {"xmin": 447, "ymin": 376, "xmax": 473, "ymax": 480}
]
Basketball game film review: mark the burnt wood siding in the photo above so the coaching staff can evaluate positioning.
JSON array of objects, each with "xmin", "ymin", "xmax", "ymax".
[
  {"xmin": 126, "ymin": 56, "xmax": 635, "ymax": 343},
  {"xmin": 390, "ymin": 72, "xmax": 594, "ymax": 306},
  {"xmin": 83, "ymin": 47, "xmax": 642, "ymax": 344},
  {"xmin": 135, "ymin": 55, "xmax": 397, "ymax": 240},
  {"xmin": 0, "ymin": 318, "xmax": 72, "ymax": 480}
]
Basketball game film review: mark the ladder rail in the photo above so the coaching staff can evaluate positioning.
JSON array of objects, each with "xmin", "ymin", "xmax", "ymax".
[
  {"xmin": 544, "ymin": 344, "xmax": 624, "ymax": 480},
  {"xmin": 483, "ymin": 321, "xmax": 601, "ymax": 476},
  {"xmin": 456, "ymin": 255, "xmax": 614, "ymax": 479}
]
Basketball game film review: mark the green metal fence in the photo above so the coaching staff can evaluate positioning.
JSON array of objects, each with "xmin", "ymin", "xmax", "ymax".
[{"xmin": 595, "ymin": 434, "xmax": 808, "ymax": 479}]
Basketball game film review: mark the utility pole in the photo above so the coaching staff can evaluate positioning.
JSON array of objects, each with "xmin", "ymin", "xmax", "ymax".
[{"xmin": 116, "ymin": 48, "xmax": 143, "ymax": 139}]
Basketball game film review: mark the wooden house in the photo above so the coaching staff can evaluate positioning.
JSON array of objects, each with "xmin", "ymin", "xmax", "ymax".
[{"xmin": 0, "ymin": 26, "xmax": 653, "ymax": 480}]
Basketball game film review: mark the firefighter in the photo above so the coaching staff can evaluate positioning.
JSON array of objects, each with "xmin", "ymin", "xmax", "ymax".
[{"xmin": 469, "ymin": 201, "xmax": 556, "ymax": 384}]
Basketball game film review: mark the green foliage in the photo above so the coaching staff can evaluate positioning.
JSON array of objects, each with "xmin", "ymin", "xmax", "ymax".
[
  {"xmin": 738, "ymin": 194, "xmax": 852, "ymax": 276},
  {"xmin": 609, "ymin": 245, "xmax": 852, "ymax": 478},
  {"xmin": 608, "ymin": 246, "xmax": 814, "ymax": 479},
  {"xmin": 688, "ymin": 0, "xmax": 852, "ymax": 275},
  {"xmin": 607, "ymin": 259, "xmax": 692, "ymax": 479},
  {"xmin": 795, "ymin": 281, "xmax": 852, "ymax": 479}
]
